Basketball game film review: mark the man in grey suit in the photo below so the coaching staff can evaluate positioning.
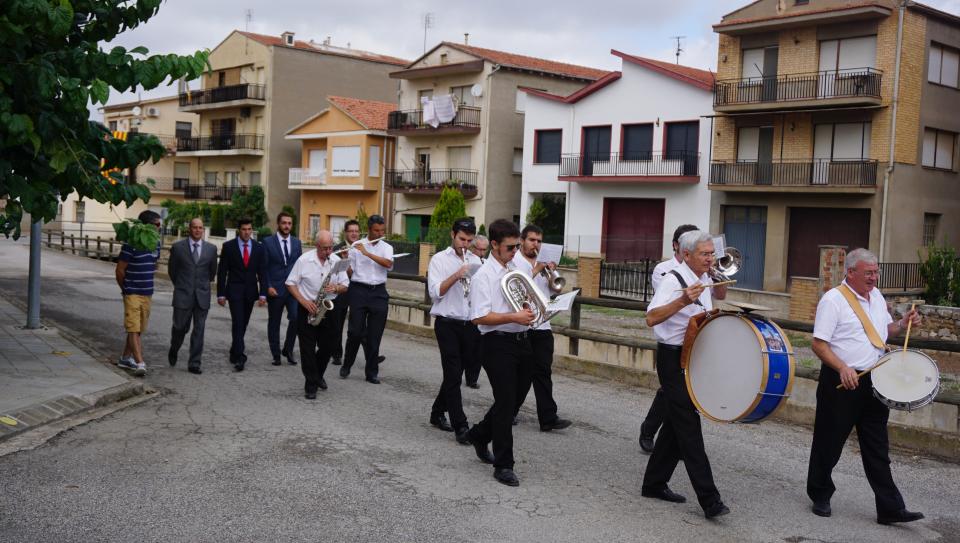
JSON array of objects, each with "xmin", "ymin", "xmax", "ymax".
[{"xmin": 168, "ymin": 218, "xmax": 218, "ymax": 374}]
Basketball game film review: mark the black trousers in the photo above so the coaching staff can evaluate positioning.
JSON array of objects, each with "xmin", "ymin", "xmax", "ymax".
[
  {"xmin": 170, "ymin": 305, "xmax": 208, "ymax": 369},
  {"xmin": 345, "ymin": 282, "xmax": 388, "ymax": 379},
  {"xmin": 807, "ymin": 365, "xmax": 906, "ymax": 515},
  {"xmin": 267, "ymin": 293, "xmax": 298, "ymax": 361},
  {"xmin": 431, "ymin": 317, "xmax": 480, "ymax": 430},
  {"xmin": 641, "ymin": 343, "xmax": 721, "ymax": 509},
  {"xmin": 514, "ymin": 329, "xmax": 559, "ymax": 425},
  {"xmin": 330, "ymin": 295, "xmax": 349, "ymax": 360},
  {"xmin": 228, "ymin": 297, "xmax": 256, "ymax": 364},
  {"xmin": 469, "ymin": 332, "xmax": 534, "ymax": 470},
  {"xmin": 463, "ymin": 331, "xmax": 483, "ymax": 385},
  {"xmin": 297, "ymin": 305, "xmax": 335, "ymax": 393},
  {"xmin": 641, "ymin": 389, "xmax": 666, "ymax": 438}
]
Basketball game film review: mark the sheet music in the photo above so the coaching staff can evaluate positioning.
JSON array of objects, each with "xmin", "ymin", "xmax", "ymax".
[
  {"xmin": 547, "ymin": 289, "xmax": 580, "ymax": 313},
  {"xmin": 393, "ymin": 252, "xmax": 411, "ymax": 258},
  {"xmin": 711, "ymin": 235, "xmax": 727, "ymax": 259},
  {"xmin": 331, "ymin": 259, "xmax": 351, "ymax": 274},
  {"xmin": 465, "ymin": 263, "xmax": 482, "ymax": 277},
  {"xmin": 536, "ymin": 243, "xmax": 563, "ymax": 265}
]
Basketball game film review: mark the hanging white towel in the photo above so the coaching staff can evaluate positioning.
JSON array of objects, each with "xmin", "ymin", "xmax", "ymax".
[
  {"xmin": 434, "ymin": 94, "xmax": 456, "ymax": 123},
  {"xmin": 421, "ymin": 97, "xmax": 439, "ymax": 128}
]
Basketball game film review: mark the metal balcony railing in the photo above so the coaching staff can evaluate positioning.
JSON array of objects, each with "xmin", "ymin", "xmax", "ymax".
[
  {"xmin": 559, "ymin": 151, "xmax": 700, "ymax": 177},
  {"xmin": 181, "ymin": 185, "xmax": 247, "ymax": 201},
  {"xmin": 385, "ymin": 169, "xmax": 478, "ymax": 194},
  {"xmin": 288, "ymin": 168, "xmax": 327, "ymax": 186},
  {"xmin": 178, "ymin": 83, "xmax": 266, "ymax": 107},
  {"xmin": 176, "ymin": 134, "xmax": 264, "ymax": 152},
  {"xmin": 709, "ymin": 159, "xmax": 879, "ymax": 187},
  {"xmin": 713, "ymin": 68, "xmax": 882, "ymax": 107},
  {"xmin": 387, "ymin": 106, "xmax": 481, "ymax": 132}
]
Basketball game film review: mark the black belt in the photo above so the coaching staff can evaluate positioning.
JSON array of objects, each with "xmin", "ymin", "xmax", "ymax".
[
  {"xmin": 657, "ymin": 343, "xmax": 683, "ymax": 352},
  {"xmin": 487, "ymin": 330, "xmax": 529, "ymax": 340},
  {"xmin": 351, "ymin": 281, "xmax": 385, "ymax": 290},
  {"xmin": 436, "ymin": 316, "xmax": 472, "ymax": 326}
]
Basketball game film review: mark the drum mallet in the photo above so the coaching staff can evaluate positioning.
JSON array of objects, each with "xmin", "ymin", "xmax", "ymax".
[{"xmin": 836, "ymin": 302, "xmax": 917, "ymax": 389}]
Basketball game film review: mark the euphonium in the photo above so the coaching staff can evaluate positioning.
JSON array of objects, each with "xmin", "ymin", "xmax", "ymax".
[
  {"xmin": 307, "ymin": 272, "xmax": 336, "ymax": 326},
  {"xmin": 500, "ymin": 270, "xmax": 558, "ymax": 328}
]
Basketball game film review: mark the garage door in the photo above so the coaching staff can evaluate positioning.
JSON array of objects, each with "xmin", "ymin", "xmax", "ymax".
[
  {"xmin": 602, "ymin": 198, "xmax": 665, "ymax": 262},
  {"xmin": 787, "ymin": 207, "xmax": 870, "ymax": 279}
]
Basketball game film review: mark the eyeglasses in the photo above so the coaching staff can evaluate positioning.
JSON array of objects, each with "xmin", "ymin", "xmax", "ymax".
[
  {"xmin": 503, "ymin": 243, "xmax": 521, "ymax": 252},
  {"xmin": 317, "ymin": 245, "xmax": 334, "ymax": 250}
]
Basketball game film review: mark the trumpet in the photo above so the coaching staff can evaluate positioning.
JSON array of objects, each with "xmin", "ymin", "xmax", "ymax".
[
  {"xmin": 501, "ymin": 270, "xmax": 558, "ymax": 328},
  {"xmin": 460, "ymin": 274, "xmax": 471, "ymax": 298},
  {"xmin": 540, "ymin": 267, "xmax": 565, "ymax": 293},
  {"xmin": 307, "ymin": 273, "xmax": 336, "ymax": 326}
]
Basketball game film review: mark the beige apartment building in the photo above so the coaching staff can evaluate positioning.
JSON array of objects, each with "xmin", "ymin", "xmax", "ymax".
[
  {"xmin": 177, "ymin": 31, "xmax": 407, "ymax": 223},
  {"xmin": 709, "ymin": 0, "xmax": 960, "ymax": 292},
  {"xmin": 386, "ymin": 41, "xmax": 606, "ymax": 240}
]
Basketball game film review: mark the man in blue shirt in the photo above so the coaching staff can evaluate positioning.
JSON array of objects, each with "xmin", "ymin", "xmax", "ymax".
[{"xmin": 115, "ymin": 210, "xmax": 162, "ymax": 376}]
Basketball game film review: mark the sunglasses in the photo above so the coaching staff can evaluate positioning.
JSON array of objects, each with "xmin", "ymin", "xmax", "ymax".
[{"xmin": 502, "ymin": 243, "xmax": 521, "ymax": 252}]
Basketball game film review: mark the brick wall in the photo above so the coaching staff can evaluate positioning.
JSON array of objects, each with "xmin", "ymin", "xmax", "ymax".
[
  {"xmin": 773, "ymin": 112, "xmax": 814, "ymax": 160},
  {"xmin": 716, "ymin": 34, "xmax": 741, "ymax": 80},
  {"xmin": 789, "ymin": 277, "xmax": 819, "ymax": 322},
  {"xmin": 577, "ymin": 257, "xmax": 602, "ymax": 298},
  {"xmin": 818, "ymin": 245, "xmax": 847, "ymax": 296},
  {"xmin": 873, "ymin": 10, "xmax": 927, "ymax": 165},
  {"xmin": 418, "ymin": 243, "xmax": 434, "ymax": 276},
  {"xmin": 712, "ymin": 116, "xmax": 737, "ymax": 161},
  {"xmin": 777, "ymin": 27, "xmax": 819, "ymax": 75}
]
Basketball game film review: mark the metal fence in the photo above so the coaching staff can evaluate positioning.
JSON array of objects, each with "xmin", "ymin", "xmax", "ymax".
[
  {"xmin": 878, "ymin": 262, "xmax": 925, "ymax": 292},
  {"xmin": 714, "ymin": 68, "xmax": 882, "ymax": 107},
  {"xmin": 599, "ymin": 260, "xmax": 656, "ymax": 302}
]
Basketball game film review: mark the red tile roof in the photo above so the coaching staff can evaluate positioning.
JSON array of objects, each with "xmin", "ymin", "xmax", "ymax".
[
  {"xmin": 520, "ymin": 72, "xmax": 622, "ymax": 103},
  {"xmin": 440, "ymin": 42, "xmax": 608, "ymax": 81},
  {"xmin": 613, "ymin": 51, "xmax": 714, "ymax": 91},
  {"xmin": 237, "ymin": 31, "xmax": 409, "ymax": 66},
  {"xmin": 327, "ymin": 96, "xmax": 396, "ymax": 131}
]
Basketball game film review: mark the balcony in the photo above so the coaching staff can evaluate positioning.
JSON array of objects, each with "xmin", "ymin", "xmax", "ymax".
[
  {"xmin": 181, "ymin": 185, "xmax": 247, "ymax": 201},
  {"xmin": 175, "ymin": 134, "xmax": 264, "ymax": 156},
  {"xmin": 385, "ymin": 169, "xmax": 478, "ymax": 198},
  {"xmin": 558, "ymin": 152, "xmax": 700, "ymax": 183},
  {"xmin": 136, "ymin": 176, "xmax": 189, "ymax": 193},
  {"xmin": 713, "ymin": 68, "xmax": 882, "ymax": 112},
  {"xmin": 178, "ymin": 83, "xmax": 266, "ymax": 112},
  {"xmin": 709, "ymin": 159, "xmax": 878, "ymax": 193},
  {"xmin": 288, "ymin": 168, "xmax": 327, "ymax": 189},
  {"xmin": 387, "ymin": 106, "xmax": 481, "ymax": 136}
]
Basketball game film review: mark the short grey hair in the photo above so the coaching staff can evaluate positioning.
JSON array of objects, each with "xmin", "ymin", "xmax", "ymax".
[
  {"xmin": 679, "ymin": 230, "xmax": 713, "ymax": 255},
  {"xmin": 470, "ymin": 234, "xmax": 488, "ymax": 247},
  {"xmin": 846, "ymin": 248, "xmax": 877, "ymax": 271}
]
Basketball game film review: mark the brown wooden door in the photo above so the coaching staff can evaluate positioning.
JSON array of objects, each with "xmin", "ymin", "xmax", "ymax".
[
  {"xmin": 602, "ymin": 198, "xmax": 665, "ymax": 262},
  {"xmin": 787, "ymin": 207, "xmax": 870, "ymax": 279}
]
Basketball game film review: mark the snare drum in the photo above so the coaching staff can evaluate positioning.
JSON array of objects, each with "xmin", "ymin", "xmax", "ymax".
[
  {"xmin": 870, "ymin": 349, "xmax": 941, "ymax": 411},
  {"xmin": 684, "ymin": 312, "xmax": 795, "ymax": 423}
]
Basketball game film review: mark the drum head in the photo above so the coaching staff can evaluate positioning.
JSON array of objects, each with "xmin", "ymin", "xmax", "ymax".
[
  {"xmin": 687, "ymin": 314, "xmax": 763, "ymax": 422},
  {"xmin": 871, "ymin": 350, "xmax": 940, "ymax": 404}
]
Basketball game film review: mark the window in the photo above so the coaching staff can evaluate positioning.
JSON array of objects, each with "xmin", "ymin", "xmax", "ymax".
[
  {"xmin": 217, "ymin": 71, "xmax": 225, "ymax": 87},
  {"xmin": 109, "ymin": 120, "xmax": 118, "ymax": 132},
  {"xmin": 814, "ymin": 122, "xmax": 872, "ymax": 161},
  {"xmin": 795, "ymin": 0, "xmax": 809, "ymax": 4},
  {"xmin": 225, "ymin": 172, "xmax": 240, "ymax": 187},
  {"xmin": 534, "ymin": 130, "xmax": 561, "ymax": 164},
  {"xmin": 923, "ymin": 213, "xmax": 940, "ymax": 246},
  {"xmin": 929, "ymin": 43, "xmax": 960, "ymax": 88},
  {"xmin": 819, "ymin": 36, "xmax": 877, "ymax": 73},
  {"xmin": 922, "ymin": 128, "xmax": 957, "ymax": 170},
  {"xmin": 174, "ymin": 162, "xmax": 191, "ymax": 188},
  {"xmin": 204, "ymin": 171, "xmax": 217, "ymax": 187},
  {"xmin": 621, "ymin": 124, "xmax": 654, "ymax": 160},
  {"xmin": 331, "ymin": 146, "xmax": 361, "ymax": 176},
  {"xmin": 249, "ymin": 171, "xmax": 261, "ymax": 186},
  {"xmin": 440, "ymin": 53, "xmax": 448, "ymax": 65},
  {"xmin": 308, "ymin": 149, "xmax": 327, "ymax": 175},
  {"xmin": 368, "ymin": 145, "xmax": 381, "ymax": 177},
  {"xmin": 513, "ymin": 148, "xmax": 523, "ymax": 173},
  {"xmin": 447, "ymin": 146, "xmax": 472, "ymax": 171},
  {"xmin": 75, "ymin": 200, "xmax": 85, "ymax": 223},
  {"xmin": 450, "ymin": 85, "xmax": 477, "ymax": 107},
  {"xmin": 175, "ymin": 121, "xmax": 192, "ymax": 139},
  {"xmin": 308, "ymin": 215, "xmax": 320, "ymax": 240},
  {"xmin": 418, "ymin": 89, "xmax": 433, "ymax": 103}
]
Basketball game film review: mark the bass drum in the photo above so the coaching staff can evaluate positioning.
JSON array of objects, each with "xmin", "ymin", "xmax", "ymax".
[
  {"xmin": 684, "ymin": 312, "xmax": 795, "ymax": 423},
  {"xmin": 870, "ymin": 349, "xmax": 941, "ymax": 411}
]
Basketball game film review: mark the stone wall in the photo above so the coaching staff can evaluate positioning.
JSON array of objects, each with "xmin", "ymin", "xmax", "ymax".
[{"xmin": 891, "ymin": 303, "xmax": 960, "ymax": 342}]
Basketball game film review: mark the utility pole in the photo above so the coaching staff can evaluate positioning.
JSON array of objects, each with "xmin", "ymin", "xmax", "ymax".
[
  {"xmin": 670, "ymin": 35, "xmax": 686, "ymax": 64},
  {"xmin": 26, "ymin": 217, "xmax": 41, "ymax": 329},
  {"xmin": 422, "ymin": 13, "xmax": 434, "ymax": 54}
]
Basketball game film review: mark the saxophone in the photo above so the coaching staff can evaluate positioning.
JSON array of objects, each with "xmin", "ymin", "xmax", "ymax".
[
  {"xmin": 307, "ymin": 272, "xmax": 336, "ymax": 326},
  {"xmin": 500, "ymin": 270, "xmax": 558, "ymax": 328}
]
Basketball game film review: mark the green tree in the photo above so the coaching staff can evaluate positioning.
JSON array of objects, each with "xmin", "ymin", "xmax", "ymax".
[
  {"xmin": 226, "ymin": 185, "xmax": 268, "ymax": 228},
  {"xmin": 525, "ymin": 198, "xmax": 549, "ymax": 227},
  {"xmin": 354, "ymin": 203, "xmax": 369, "ymax": 232},
  {"xmin": 210, "ymin": 205, "xmax": 226, "ymax": 237},
  {"xmin": 426, "ymin": 187, "xmax": 466, "ymax": 249},
  {"xmin": 0, "ymin": 0, "xmax": 209, "ymax": 239},
  {"xmin": 526, "ymin": 195, "xmax": 565, "ymax": 243},
  {"xmin": 919, "ymin": 244, "xmax": 960, "ymax": 306}
]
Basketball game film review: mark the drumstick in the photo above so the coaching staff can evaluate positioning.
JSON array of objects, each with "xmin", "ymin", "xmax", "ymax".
[
  {"xmin": 674, "ymin": 279, "xmax": 737, "ymax": 292},
  {"xmin": 836, "ymin": 303, "xmax": 916, "ymax": 389}
]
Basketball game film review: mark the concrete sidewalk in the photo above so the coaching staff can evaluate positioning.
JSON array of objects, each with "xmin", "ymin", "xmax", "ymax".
[{"xmin": 0, "ymin": 296, "xmax": 145, "ymax": 443}]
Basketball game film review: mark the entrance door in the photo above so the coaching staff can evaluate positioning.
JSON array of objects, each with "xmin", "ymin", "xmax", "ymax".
[
  {"xmin": 761, "ymin": 47, "xmax": 779, "ymax": 101},
  {"xmin": 723, "ymin": 206, "xmax": 766, "ymax": 290},
  {"xmin": 602, "ymin": 198, "xmax": 665, "ymax": 262},
  {"xmin": 415, "ymin": 148, "xmax": 431, "ymax": 185},
  {"xmin": 405, "ymin": 214, "xmax": 430, "ymax": 242},
  {"xmin": 582, "ymin": 126, "xmax": 611, "ymax": 176},
  {"xmin": 787, "ymin": 207, "xmax": 870, "ymax": 279},
  {"xmin": 666, "ymin": 121, "xmax": 699, "ymax": 175}
]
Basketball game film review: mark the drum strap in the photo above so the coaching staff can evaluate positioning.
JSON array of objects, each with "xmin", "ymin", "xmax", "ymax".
[
  {"xmin": 669, "ymin": 270, "xmax": 704, "ymax": 308},
  {"xmin": 837, "ymin": 283, "xmax": 886, "ymax": 350}
]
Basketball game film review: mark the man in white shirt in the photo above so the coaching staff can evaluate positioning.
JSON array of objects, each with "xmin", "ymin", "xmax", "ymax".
[
  {"xmin": 465, "ymin": 219, "xmax": 535, "ymax": 487},
  {"xmin": 341, "ymin": 215, "xmax": 393, "ymax": 384},
  {"xmin": 640, "ymin": 223, "xmax": 698, "ymax": 453},
  {"xmin": 511, "ymin": 224, "xmax": 571, "ymax": 432},
  {"xmin": 807, "ymin": 248, "xmax": 923, "ymax": 524},
  {"xmin": 640, "ymin": 230, "xmax": 729, "ymax": 519},
  {"xmin": 330, "ymin": 219, "xmax": 362, "ymax": 366},
  {"xmin": 463, "ymin": 235, "xmax": 489, "ymax": 387},
  {"xmin": 286, "ymin": 230, "xmax": 349, "ymax": 399},
  {"xmin": 427, "ymin": 218, "xmax": 482, "ymax": 443}
]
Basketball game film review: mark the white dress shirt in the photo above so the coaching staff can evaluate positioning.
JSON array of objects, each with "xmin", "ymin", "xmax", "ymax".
[
  {"xmin": 511, "ymin": 251, "xmax": 551, "ymax": 331},
  {"xmin": 285, "ymin": 251, "xmax": 347, "ymax": 301},
  {"xmin": 647, "ymin": 261, "xmax": 713, "ymax": 345},
  {"xmin": 348, "ymin": 239, "xmax": 394, "ymax": 285},
  {"xmin": 428, "ymin": 246, "xmax": 481, "ymax": 320},
  {"xmin": 469, "ymin": 257, "xmax": 527, "ymax": 335},
  {"xmin": 651, "ymin": 255, "xmax": 683, "ymax": 292},
  {"xmin": 813, "ymin": 279, "xmax": 893, "ymax": 371},
  {"xmin": 276, "ymin": 232, "xmax": 292, "ymax": 266}
]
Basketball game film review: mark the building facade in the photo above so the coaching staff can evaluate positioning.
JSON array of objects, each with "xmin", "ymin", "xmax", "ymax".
[
  {"xmin": 520, "ymin": 51, "xmax": 715, "ymax": 261},
  {"xmin": 386, "ymin": 41, "xmax": 606, "ymax": 240},
  {"xmin": 710, "ymin": 0, "xmax": 960, "ymax": 292}
]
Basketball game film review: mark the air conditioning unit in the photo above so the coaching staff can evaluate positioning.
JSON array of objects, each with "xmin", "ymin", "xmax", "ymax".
[{"xmin": 146, "ymin": 107, "xmax": 160, "ymax": 117}]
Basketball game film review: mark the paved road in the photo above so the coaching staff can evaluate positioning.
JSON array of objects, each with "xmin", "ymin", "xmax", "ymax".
[{"xmin": 0, "ymin": 241, "xmax": 958, "ymax": 543}]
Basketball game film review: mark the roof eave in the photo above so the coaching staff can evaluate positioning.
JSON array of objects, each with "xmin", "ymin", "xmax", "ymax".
[{"xmin": 714, "ymin": 5, "xmax": 892, "ymax": 35}]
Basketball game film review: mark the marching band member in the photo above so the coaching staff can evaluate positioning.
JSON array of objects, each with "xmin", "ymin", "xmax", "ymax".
[
  {"xmin": 641, "ymin": 230, "xmax": 729, "ymax": 519},
  {"xmin": 427, "ymin": 218, "xmax": 482, "ymax": 443},
  {"xmin": 330, "ymin": 220, "xmax": 362, "ymax": 366},
  {"xmin": 511, "ymin": 224, "xmax": 571, "ymax": 432},
  {"xmin": 463, "ymin": 235, "xmax": 489, "ymax": 388},
  {"xmin": 807, "ymin": 248, "xmax": 923, "ymax": 524},
  {"xmin": 285, "ymin": 230, "xmax": 348, "ymax": 399}
]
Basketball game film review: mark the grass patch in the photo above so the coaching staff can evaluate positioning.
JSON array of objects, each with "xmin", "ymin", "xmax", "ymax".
[
  {"xmin": 797, "ymin": 357, "xmax": 820, "ymax": 369},
  {"xmin": 584, "ymin": 306, "xmax": 644, "ymax": 318},
  {"xmin": 787, "ymin": 331, "xmax": 812, "ymax": 348}
]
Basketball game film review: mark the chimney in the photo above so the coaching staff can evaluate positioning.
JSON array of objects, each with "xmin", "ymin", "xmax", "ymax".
[
  {"xmin": 281, "ymin": 31, "xmax": 295, "ymax": 46},
  {"xmin": 323, "ymin": 36, "xmax": 331, "ymax": 46},
  {"xmin": 464, "ymin": 33, "xmax": 470, "ymax": 45}
]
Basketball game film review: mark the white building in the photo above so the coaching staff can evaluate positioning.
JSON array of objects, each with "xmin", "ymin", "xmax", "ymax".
[{"xmin": 519, "ymin": 50, "xmax": 715, "ymax": 262}]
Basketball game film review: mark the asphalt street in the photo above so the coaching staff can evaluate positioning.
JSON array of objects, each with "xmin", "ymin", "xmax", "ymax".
[{"xmin": 0, "ymin": 240, "xmax": 958, "ymax": 543}]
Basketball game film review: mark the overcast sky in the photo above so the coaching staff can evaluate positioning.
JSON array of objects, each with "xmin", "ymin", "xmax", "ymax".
[{"xmin": 98, "ymin": 0, "xmax": 960, "ymax": 116}]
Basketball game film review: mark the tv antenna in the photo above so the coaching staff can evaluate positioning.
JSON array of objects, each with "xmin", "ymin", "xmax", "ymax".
[
  {"xmin": 670, "ymin": 35, "xmax": 685, "ymax": 64},
  {"xmin": 422, "ymin": 12, "xmax": 435, "ymax": 53},
  {"xmin": 245, "ymin": 9, "xmax": 252, "ymax": 32}
]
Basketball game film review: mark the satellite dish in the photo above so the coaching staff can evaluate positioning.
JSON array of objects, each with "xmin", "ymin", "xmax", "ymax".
[
  {"xmin": 470, "ymin": 84, "xmax": 483, "ymax": 98},
  {"xmin": 131, "ymin": 106, "xmax": 142, "ymax": 116}
]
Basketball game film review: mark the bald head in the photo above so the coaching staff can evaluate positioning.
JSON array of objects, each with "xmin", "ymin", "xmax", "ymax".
[
  {"xmin": 188, "ymin": 217, "xmax": 204, "ymax": 241},
  {"xmin": 314, "ymin": 230, "xmax": 335, "ymax": 261}
]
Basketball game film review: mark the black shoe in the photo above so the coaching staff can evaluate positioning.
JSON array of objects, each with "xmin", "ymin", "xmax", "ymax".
[
  {"xmin": 188, "ymin": 366, "xmax": 202, "ymax": 375},
  {"xmin": 305, "ymin": 391, "xmax": 317, "ymax": 400},
  {"xmin": 430, "ymin": 414, "xmax": 454, "ymax": 432},
  {"xmin": 466, "ymin": 427, "xmax": 494, "ymax": 464},
  {"xmin": 493, "ymin": 468, "xmax": 519, "ymax": 487},
  {"xmin": 512, "ymin": 415, "xmax": 519, "ymax": 426},
  {"xmin": 639, "ymin": 434, "xmax": 655, "ymax": 454},
  {"xmin": 466, "ymin": 381, "xmax": 480, "ymax": 389},
  {"xmin": 540, "ymin": 418, "xmax": 572, "ymax": 432},
  {"xmin": 641, "ymin": 486, "xmax": 687, "ymax": 503},
  {"xmin": 331, "ymin": 357, "xmax": 342, "ymax": 366},
  {"xmin": 233, "ymin": 362, "xmax": 245, "ymax": 372},
  {"xmin": 366, "ymin": 376, "xmax": 380, "ymax": 384},
  {"xmin": 318, "ymin": 378, "xmax": 328, "ymax": 390},
  {"xmin": 272, "ymin": 359, "xmax": 282, "ymax": 366},
  {"xmin": 376, "ymin": 355, "xmax": 385, "ymax": 364},
  {"xmin": 168, "ymin": 349, "xmax": 177, "ymax": 367},
  {"xmin": 339, "ymin": 365, "xmax": 350, "ymax": 379},
  {"xmin": 704, "ymin": 501, "xmax": 730, "ymax": 519},
  {"xmin": 877, "ymin": 509, "xmax": 924, "ymax": 525},
  {"xmin": 455, "ymin": 426, "xmax": 471, "ymax": 445},
  {"xmin": 282, "ymin": 349, "xmax": 297, "ymax": 365},
  {"xmin": 812, "ymin": 501, "xmax": 831, "ymax": 517}
]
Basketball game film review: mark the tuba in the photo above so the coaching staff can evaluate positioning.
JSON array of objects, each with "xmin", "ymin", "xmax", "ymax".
[
  {"xmin": 307, "ymin": 272, "xmax": 336, "ymax": 326},
  {"xmin": 500, "ymin": 270, "xmax": 558, "ymax": 328},
  {"xmin": 711, "ymin": 246, "xmax": 742, "ymax": 282}
]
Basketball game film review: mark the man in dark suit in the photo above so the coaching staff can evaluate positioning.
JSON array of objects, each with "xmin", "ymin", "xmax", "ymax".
[
  {"xmin": 168, "ymin": 218, "xmax": 218, "ymax": 374},
  {"xmin": 216, "ymin": 217, "xmax": 267, "ymax": 371},
  {"xmin": 263, "ymin": 211, "xmax": 302, "ymax": 366}
]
